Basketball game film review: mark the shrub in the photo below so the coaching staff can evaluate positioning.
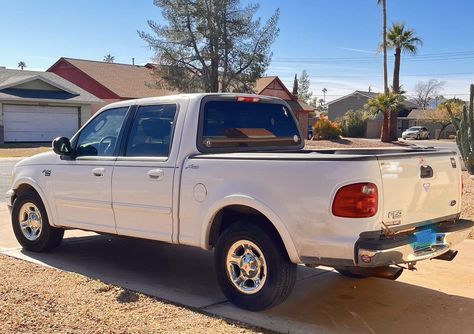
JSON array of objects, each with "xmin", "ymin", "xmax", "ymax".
[
  {"xmin": 340, "ymin": 109, "xmax": 372, "ymax": 137},
  {"xmin": 313, "ymin": 118, "xmax": 341, "ymax": 140}
]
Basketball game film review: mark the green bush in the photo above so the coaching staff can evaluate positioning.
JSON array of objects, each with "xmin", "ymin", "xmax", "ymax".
[
  {"xmin": 340, "ymin": 109, "xmax": 372, "ymax": 137},
  {"xmin": 313, "ymin": 118, "xmax": 342, "ymax": 140}
]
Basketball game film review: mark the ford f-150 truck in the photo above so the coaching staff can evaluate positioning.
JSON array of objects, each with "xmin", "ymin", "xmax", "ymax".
[{"xmin": 6, "ymin": 94, "xmax": 474, "ymax": 311}]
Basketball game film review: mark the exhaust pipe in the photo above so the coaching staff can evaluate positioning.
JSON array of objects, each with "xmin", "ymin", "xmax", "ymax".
[
  {"xmin": 337, "ymin": 266, "xmax": 404, "ymax": 280},
  {"xmin": 370, "ymin": 266, "xmax": 404, "ymax": 280},
  {"xmin": 433, "ymin": 250, "xmax": 458, "ymax": 261}
]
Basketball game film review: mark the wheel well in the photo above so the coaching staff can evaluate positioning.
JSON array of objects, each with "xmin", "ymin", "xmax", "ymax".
[
  {"xmin": 208, "ymin": 205, "xmax": 287, "ymax": 253},
  {"xmin": 13, "ymin": 184, "xmax": 38, "ymax": 203}
]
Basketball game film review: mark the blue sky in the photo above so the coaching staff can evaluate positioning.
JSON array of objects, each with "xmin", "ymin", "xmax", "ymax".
[{"xmin": 1, "ymin": 0, "xmax": 473, "ymax": 101}]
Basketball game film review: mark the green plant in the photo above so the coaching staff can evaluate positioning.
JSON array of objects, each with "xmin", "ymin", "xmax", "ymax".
[
  {"xmin": 447, "ymin": 84, "xmax": 474, "ymax": 175},
  {"xmin": 313, "ymin": 118, "xmax": 341, "ymax": 140},
  {"xmin": 367, "ymin": 92, "xmax": 405, "ymax": 142},
  {"xmin": 340, "ymin": 109, "xmax": 372, "ymax": 137}
]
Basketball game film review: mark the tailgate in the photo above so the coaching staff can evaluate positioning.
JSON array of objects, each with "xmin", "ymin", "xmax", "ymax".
[{"xmin": 378, "ymin": 151, "xmax": 461, "ymax": 228}]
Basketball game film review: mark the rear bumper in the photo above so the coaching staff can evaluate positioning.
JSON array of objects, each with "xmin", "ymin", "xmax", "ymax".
[{"xmin": 356, "ymin": 219, "xmax": 474, "ymax": 267}]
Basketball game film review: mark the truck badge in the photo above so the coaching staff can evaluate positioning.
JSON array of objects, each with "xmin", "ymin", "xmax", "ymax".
[{"xmin": 42, "ymin": 169, "xmax": 51, "ymax": 176}]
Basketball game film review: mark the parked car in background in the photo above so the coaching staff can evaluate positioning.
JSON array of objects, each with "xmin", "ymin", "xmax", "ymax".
[{"xmin": 402, "ymin": 126, "xmax": 430, "ymax": 140}]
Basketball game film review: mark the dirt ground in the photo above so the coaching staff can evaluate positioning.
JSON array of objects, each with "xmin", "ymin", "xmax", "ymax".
[
  {"xmin": 0, "ymin": 255, "xmax": 261, "ymax": 334},
  {"xmin": 0, "ymin": 144, "xmax": 50, "ymax": 158}
]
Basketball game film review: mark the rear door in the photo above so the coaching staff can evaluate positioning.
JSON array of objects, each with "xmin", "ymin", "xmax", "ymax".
[
  {"xmin": 378, "ymin": 152, "xmax": 461, "ymax": 227},
  {"xmin": 111, "ymin": 104, "xmax": 178, "ymax": 242}
]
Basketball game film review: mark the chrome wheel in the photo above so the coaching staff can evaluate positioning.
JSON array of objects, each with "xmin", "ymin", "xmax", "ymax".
[
  {"xmin": 226, "ymin": 240, "xmax": 267, "ymax": 294},
  {"xmin": 18, "ymin": 202, "xmax": 43, "ymax": 241}
]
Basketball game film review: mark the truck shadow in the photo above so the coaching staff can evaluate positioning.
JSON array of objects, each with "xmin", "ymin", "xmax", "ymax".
[{"xmin": 18, "ymin": 235, "xmax": 474, "ymax": 334}]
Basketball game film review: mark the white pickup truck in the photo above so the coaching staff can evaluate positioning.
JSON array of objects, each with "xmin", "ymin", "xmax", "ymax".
[{"xmin": 7, "ymin": 93, "xmax": 473, "ymax": 311}]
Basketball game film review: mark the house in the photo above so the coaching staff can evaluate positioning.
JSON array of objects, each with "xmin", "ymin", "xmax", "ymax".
[
  {"xmin": 0, "ymin": 68, "xmax": 101, "ymax": 143},
  {"xmin": 254, "ymin": 76, "xmax": 315, "ymax": 138},
  {"xmin": 328, "ymin": 90, "xmax": 419, "ymax": 138},
  {"xmin": 327, "ymin": 91, "xmax": 379, "ymax": 121},
  {"xmin": 47, "ymin": 58, "xmax": 174, "ymax": 113},
  {"xmin": 398, "ymin": 109, "xmax": 455, "ymax": 139}
]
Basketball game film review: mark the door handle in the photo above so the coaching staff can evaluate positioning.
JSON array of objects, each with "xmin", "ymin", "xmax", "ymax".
[
  {"xmin": 147, "ymin": 169, "xmax": 164, "ymax": 181},
  {"xmin": 92, "ymin": 168, "xmax": 105, "ymax": 177}
]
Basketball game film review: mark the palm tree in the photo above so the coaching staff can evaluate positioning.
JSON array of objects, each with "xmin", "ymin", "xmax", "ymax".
[
  {"xmin": 387, "ymin": 23, "xmax": 422, "ymax": 94},
  {"xmin": 322, "ymin": 88, "xmax": 327, "ymax": 102},
  {"xmin": 368, "ymin": 92, "xmax": 405, "ymax": 142},
  {"xmin": 386, "ymin": 23, "xmax": 422, "ymax": 140},
  {"xmin": 103, "ymin": 54, "xmax": 115, "ymax": 63},
  {"xmin": 17, "ymin": 61, "xmax": 26, "ymax": 70},
  {"xmin": 377, "ymin": 0, "xmax": 390, "ymax": 142},
  {"xmin": 377, "ymin": 0, "xmax": 388, "ymax": 94}
]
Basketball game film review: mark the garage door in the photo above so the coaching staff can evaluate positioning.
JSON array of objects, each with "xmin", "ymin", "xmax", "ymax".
[{"xmin": 3, "ymin": 105, "xmax": 79, "ymax": 142}]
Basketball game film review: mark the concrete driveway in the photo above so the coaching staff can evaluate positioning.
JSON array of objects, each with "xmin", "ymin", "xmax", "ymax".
[{"xmin": 1, "ymin": 205, "xmax": 473, "ymax": 334}]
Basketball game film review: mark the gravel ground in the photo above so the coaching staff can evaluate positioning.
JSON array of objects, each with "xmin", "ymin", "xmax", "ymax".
[
  {"xmin": 0, "ymin": 255, "xmax": 262, "ymax": 334},
  {"xmin": 461, "ymin": 172, "xmax": 474, "ymax": 239},
  {"xmin": 0, "ymin": 146, "xmax": 50, "ymax": 158},
  {"xmin": 305, "ymin": 137, "xmax": 414, "ymax": 149}
]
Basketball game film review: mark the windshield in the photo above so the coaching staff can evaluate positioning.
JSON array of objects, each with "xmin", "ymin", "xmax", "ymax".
[
  {"xmin": 199, "ymin": 100, "xmax": 301, "ymax": 151},
  {"xmin": 408, "ymin": 127, "xmax": 422, "ymax": 131}
]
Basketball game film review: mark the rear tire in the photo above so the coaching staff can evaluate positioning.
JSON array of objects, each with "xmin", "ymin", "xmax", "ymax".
[
  {"xmin": 12, "ymin": 190, "xmax": 64, "ymax": 252},
  {"xmin": 214, "ymin": 221, "xmax": 297, "ymax": 311}
]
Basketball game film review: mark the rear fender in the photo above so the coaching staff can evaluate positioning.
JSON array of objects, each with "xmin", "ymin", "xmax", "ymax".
[{"xmin": 202, "ymin": 194, "xmax": 301, "ymax": 264}]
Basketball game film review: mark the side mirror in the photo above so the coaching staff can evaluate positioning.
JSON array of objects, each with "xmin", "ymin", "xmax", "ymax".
[{"xmin": 52, "ymin": 137, "xmax": 73, "ymax": 156}]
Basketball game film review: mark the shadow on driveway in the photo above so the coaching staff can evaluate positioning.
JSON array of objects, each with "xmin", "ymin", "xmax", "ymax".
[{"xmin": 6, "ymin": 235, "xmax": 474, "ymax": 334}]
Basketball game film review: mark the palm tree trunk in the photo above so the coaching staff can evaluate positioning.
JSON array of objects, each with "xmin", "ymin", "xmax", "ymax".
[
  {"xmin": 382, "ymin": 0, "xmax": 388, "ymax": 94},
  {"xmin": 381, "ymin": 110, "xmax": 391, "ymax": 142},
  {"xmin": 392, "ymin": 48, "xmax": 401, "ymax": 93},
  {"xmin": 388, "ymin": 48, "xmax": 401, "ymax": 141}
]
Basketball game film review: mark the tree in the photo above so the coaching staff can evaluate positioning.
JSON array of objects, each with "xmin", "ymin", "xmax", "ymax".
[
  {"xmin": 292, "ymin": 74, "xmax": 298, "ymax": 97},
  {"xmin": 377, "ymin": 0, "xmax": 388, "ymax": 94},
  {"xmin": 386, "ymin": 23, "xmax": 422, "ymax": 94},
  {"xmin": 426, "ymin": 98, "xmax": 465, "ymax": 139},
  {"xmin": 297, "ymin": 70, "xmax": 312, "ymax": 102},
  {"xmin": 138, "ymin": 0, "xmax": 280, "ymax": 93},
  {"xmin": 17, "ymin": 61, "xmax": 26, "ymax": 70},
  {"xmin": 385, "ymin": 23, "xmax": 422, "ymax": 141},
  {"xmin": 368, "ymin": 92, "xmax": 405, "ymax": 142},
  {"xmin": 103, "ymin": 54, "xmax": 115, "ymax": 63},
  {"xmin": 376, "ymin": 0, "xmax": 389, "ymax": 142},
  {"xmin": 414, "ymin": 79, "xmax": 446, "ymax": 109}
]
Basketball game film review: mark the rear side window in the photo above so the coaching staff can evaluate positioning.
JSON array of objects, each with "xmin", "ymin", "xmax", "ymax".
[
  {"xmin": 125, "ymin": 104, "xmax": 177, "ymax": 157},
  {"xmin": 199, "ymin": 100, "xmax": 301, "ymax": 152}
]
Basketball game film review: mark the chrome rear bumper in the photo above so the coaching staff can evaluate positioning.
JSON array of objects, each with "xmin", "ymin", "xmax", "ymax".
[{"xmin": 356, "ymin": 219, "xmax": 474, "ymax": 267}]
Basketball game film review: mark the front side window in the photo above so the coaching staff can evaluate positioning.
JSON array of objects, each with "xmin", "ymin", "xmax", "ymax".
[
  {"xmin": 125, "ymin": 104, "xmax": 177, "ymax": 157},
  {"xmin": 75, "ymin": 107, "xmax": 128, "ymax": 157},
  {"xmin": 199, "ymin": 100, "xmax": 301, "ymax": 151}
]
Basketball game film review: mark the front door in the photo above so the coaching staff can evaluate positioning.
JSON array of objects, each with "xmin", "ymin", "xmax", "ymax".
[
  {"xmin": 112, "ymin": 104, "xmax": 177, "ymax": 242},
  {"xmin": 51, "ymin": 107, "xmax": 129, "ymax": 234}
]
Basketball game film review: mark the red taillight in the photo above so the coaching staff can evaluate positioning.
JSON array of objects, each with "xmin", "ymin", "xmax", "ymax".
[
  {"xmin": 236, "ymin": 96, "xmax": 260, "ymax": 103},
  {"xmin": 332, "ymin": 183, "xmax": 378, "ymax": 218}
]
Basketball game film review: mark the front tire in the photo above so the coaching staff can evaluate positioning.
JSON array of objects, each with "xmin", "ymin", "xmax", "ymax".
[
  {"xmin": 214, "ymin": 222, "xmax": 297, "ymax": 311},
  {"xmin": 12, "ymin": 190, "xmax": 64, "ymax": 252}
]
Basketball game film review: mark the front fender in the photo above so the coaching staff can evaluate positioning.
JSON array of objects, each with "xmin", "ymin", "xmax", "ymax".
[
  {"xmin": 201, "ymin": 194, "xmax": 302, "ymax": 264},
  {"xmin": 12, "ymin": 177, "xmax": 57, "ymax": 227}
]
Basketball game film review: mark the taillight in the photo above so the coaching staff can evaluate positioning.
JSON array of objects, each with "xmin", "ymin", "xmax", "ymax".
[
  {"xmin": 332, "ymin": 183, "xmax": 378, "ymax": 218},
  {"xmin": 236, "ymin": 96, "xmax": 260, "ymax": 103}
]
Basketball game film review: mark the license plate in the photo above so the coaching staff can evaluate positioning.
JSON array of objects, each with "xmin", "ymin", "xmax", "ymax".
[{"xmin": 413, "ymin": 229, "xmax": 435, "ymax": 251}]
